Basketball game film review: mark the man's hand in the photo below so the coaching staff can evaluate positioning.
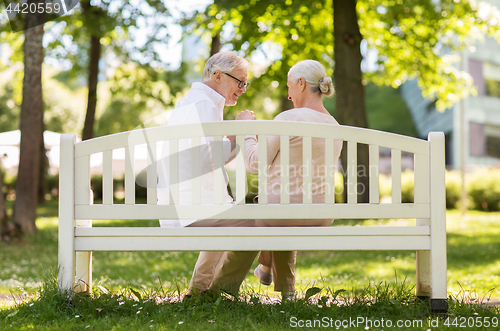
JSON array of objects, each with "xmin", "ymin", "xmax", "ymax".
[{"xmin": 235, "ymin": 109, "xmax": 255, "ymax": 121}]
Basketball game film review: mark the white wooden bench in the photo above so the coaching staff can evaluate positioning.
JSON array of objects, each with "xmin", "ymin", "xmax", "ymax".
[{"xmin": 58, "ymin": 121, "xmax": 447, "ymax": 312}]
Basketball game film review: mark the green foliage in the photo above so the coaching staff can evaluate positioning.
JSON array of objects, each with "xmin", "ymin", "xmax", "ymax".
[
  {"xmin": 401, "ymin": 170, "xmax": 414, "ymax": 203},
  {"xmin": 445, "ymin": 170, "xmax": 462, "ymax": 210},
  {"xmin": 0, "ymin": 79, "xmax": 19, "ymax": 133},
  {"xmin": 467, "ymin": 168, "xmax": 500, "ymax": 212},
  {"xmin": 379, "ymin": 170, "xmax": 466, "ymax": 209},
  {"xmin": 186, "ymin": 0, "xmax": 500, "ymax": 116},
  {"xmin": 95, "ymin": 63, "xmax": 180, "ymax": 137},
  {"xmin": 359, "ymin": 0, "xmax": 500, "ymax": 111}
]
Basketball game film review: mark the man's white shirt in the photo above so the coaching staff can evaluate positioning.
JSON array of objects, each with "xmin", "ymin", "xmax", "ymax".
[{"xmin": 158, "ymin": 82, "xmax": 234, "ymax": 227}]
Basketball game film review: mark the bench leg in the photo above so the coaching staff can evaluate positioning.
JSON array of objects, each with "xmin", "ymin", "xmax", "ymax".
[
  {"xmin": 74, "ymin": 219, "xmax": 92, "ymax": 294},
  {"xmin": 58, "ymin": 249, "xmax": 75, "ymax": 294},
  {"xmin": 416, "ymin": 250, "xmax": 431, "ymax": 298},
  {"xmin": 75, "ymin": 252, "xmax": 92, "ymax": 294}
]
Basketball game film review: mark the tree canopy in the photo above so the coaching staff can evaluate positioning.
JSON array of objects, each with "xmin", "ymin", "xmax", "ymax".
[{"xmin": 185, "ymin": 0, "xmax": 500, "ymax": 112}]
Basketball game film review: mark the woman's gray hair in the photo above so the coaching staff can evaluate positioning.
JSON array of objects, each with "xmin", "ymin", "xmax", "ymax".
[
  {"xmin": 203, "ymin": 52, "xmax": 250, "ymax": 82},
  {"xmin": 288, "ymin": 60, "xmax": 334, "ymax": 97}
]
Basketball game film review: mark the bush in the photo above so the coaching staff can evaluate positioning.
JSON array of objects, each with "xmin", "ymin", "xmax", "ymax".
[
  {"xmin": 401, "ymin": 170, "xmax": 414, "ymax": 203},
  {"xmin": 377, "ymin": 172, "xmax": 414, "ymax": 203},
  {"xmin": 467, "ymin": 168, "xmax": 500, "ymax": 211},
  {"xmin": 1, "ymin": 170, "xmax": 16, "ymax": 197},
  {"xmin": 445, "ymin": 171, "xmax": 461, "ymax": 210},
  {"xmin": 377, "ymin": 170, "xmax": 460, "ymax": 209}
]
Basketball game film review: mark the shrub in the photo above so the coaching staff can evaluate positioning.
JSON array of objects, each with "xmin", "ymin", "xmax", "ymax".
[
  {"xmin": 467, "ymin": 168, "xmax": 500, "ymax": 211},
  {"xmin": 401, "ymin": 170, "xmax": 414, "ymax": 203},
  {"xmin": 445, "ymin": 171, "xmax": 461, "ymax": 210},
  {"xmin": 377, "ymin": 172, "xmax": 414, "ymax": 203},
  {"xmin": 378, "ymin": 173, "xmax": 391, "ymax": 201}
]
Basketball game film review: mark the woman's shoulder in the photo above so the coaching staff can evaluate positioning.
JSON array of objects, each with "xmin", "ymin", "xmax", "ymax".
[
  {"xmin": 274, "ymin": 108, "xmax": 338, "ymax": 124},
  {"xmin": 273, "ymin": 108, "xmax": 310, "ymax": 120}
]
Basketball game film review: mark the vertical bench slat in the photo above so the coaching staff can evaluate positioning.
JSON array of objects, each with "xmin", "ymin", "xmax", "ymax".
[
  {"xmin": 369, "ymin": 145, "xmax": 380, "ymax": 204},
  {"xmin": 325, "ymin": 139, "xmax": 335, "ymax": 204},
  {"xmin": 75, "ymin": 156, "xmax": 90, "ymax": 205},
  {"xmin": 414, "ymin": 154, "xmax": 429, "ymax": 204},
  {"xmin": 147, "ymin": 143, "xmax": 157, "ymax": 205},
  {"xmin": 236, "ymin": 135, "xmax": 246, "ymax": 205},
  {"xmin": 125, "ymin": 146, "xmax": 135, "ymax": 205},
  {"xmin": 347, "ymin": 141, "xmax": 357, "ymax": 204},
  {"xmin": 258, "ymin": 135, "xmax": 268, "ymax": 205},
  {"xmin": 213, "ymin": 136, "xmax": 224, "ymax": 205},
  {"xmin": 191, "ymin": 137, "xmax": 201, "ymax": 205},
  {"xmin": 102, "ymin": 151, "xmax": 113, "ymax": 205},
  {"xmin": 303, "ymin": 136, "xmax": 312, "ymax": 204},
  {"xmin": 391, "ymin": 149, "xmax": 402, "ymax": 204},
  {"xmin": 280, "ymin": 136, "xmax": 290, "ymax": 205},
  {"xmin": 169, "ymin": 139, "xmax": 179, "ymax": 205}
]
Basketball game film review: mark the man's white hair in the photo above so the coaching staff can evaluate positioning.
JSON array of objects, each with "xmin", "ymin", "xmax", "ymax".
[
  {"xmin": 203, "ymin": 51, "xmax": 250, "ymax": 82},
  {"xmin": 288, "ymin": 60, "xmax": 334, "ymax": 97}
]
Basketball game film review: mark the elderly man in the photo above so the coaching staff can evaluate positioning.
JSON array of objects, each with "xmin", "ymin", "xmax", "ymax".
[{"xmin": 157, "ymin": 51, "xmax": 255, "ymax": 295}]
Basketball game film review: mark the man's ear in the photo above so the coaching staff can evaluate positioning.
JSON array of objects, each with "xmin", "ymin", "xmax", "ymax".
[{"xmin": 214, "ymin": 70, "xmax": 222, "ymax": 83}]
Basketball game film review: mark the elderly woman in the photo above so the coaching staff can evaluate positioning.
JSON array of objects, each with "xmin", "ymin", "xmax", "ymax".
[{"xmin": 210, "ymin": 60, "xmax": 343, "ymax": 299}]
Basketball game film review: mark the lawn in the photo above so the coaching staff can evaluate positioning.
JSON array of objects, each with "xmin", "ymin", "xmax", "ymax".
[{"xmin": 0, "ymin": 200, "xmax": 499, "ymax": 330}]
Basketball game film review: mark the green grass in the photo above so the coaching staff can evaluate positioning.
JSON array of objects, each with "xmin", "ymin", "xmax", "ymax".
[{"xmin": 1, "ymin": 201, "xmax": 499, "ymax": 329}]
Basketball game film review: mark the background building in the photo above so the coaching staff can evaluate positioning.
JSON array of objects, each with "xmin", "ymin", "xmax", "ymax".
[{"xmin": 401, "ymin": 17, "xmax": 500, "ymax": 169}]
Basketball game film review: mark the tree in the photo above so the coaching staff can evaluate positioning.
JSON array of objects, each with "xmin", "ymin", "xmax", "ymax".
[
  {"xmin": 334, "ymin": 0, "xmax": 370, "ymax": 202},
  {"xmin": 46, "ymin": 0, "xmax": 171, "ymax": 140},
  {"xmin": 81, "ymin": 0, "xmax": 105, "ymax": 141},
  {"xmin": 13, "ymin": 4, "xmax": 45, "ymax": 235}
]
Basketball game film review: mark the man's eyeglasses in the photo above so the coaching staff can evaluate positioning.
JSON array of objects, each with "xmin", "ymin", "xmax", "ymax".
[{"xmin": 222, "ymin": 72, "xmax": 249, "ymax": 89}]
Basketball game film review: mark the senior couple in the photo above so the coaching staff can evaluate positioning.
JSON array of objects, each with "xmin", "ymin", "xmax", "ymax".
[{"xmin": 157, "ymin": 51, "xmax": 342, "ymax": 299}]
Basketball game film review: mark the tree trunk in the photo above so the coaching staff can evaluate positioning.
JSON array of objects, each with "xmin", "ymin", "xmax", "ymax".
[
  {"xmin": 81, "ymin": 0, "xmax": 102, "ymax": 141},
  {"xmin": 81, "ymin": 34, "xmax": 101, "ymax": 141},
  {"xmin": 13, "ymin": 7, "xmax": 45, "ymax": 235},
  {"xmin": 333, "ymin": 0, "xmax": 370, "ymax": 203},
  {"xmin": 210, "ymin": 31, "xmax": 221, "ymax": 56}
]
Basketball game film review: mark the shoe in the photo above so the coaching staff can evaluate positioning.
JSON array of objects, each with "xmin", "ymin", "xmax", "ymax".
[{"xmin": 253, "ymin": 264, "xmax": 273, "ymax": 286}]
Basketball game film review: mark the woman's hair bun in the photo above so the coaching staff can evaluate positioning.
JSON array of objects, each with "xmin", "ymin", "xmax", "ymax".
[{"xmin": 319, "ymin": 76, "xmax": 334, "ymax": 97}]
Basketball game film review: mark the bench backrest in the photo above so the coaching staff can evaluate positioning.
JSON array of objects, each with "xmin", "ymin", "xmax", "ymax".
[{"xmin": 59, "ymin": 121, "xmax": 445, "ymax": 223}]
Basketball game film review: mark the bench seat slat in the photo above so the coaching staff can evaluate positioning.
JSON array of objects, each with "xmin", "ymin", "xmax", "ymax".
[
  {"xmin": 75, "ymin": 203, "xmax": 430, "ymax": 220},
  {"xmin": 75, "ymin": 236, "xmax": 430, "ymax": 252}
]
